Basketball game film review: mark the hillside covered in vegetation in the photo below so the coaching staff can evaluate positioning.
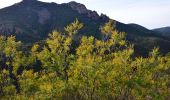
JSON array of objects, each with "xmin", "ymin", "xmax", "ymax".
[
  {"xmin": 0, "ymin": 0, "xmax": 170, "ymax": 56},
  {"xmin": 0, "ymin": 20, "xmax": 169, "ymax": 99}
]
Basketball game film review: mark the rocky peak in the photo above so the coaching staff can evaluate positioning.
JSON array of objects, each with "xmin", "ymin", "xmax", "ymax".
[
  {"xmin": 22, "ymin": 0, "xmax": 37, "ymax": 2},
  {"xmin": 22, "ymin": 0, "xmax": 38, "ymax": 4},
  {"xmin": 67, "ymin": 1, "xmax": 100, "ymax": 20},
  {"xmin": 100, "ymin": 13, "xmax": 110, "ymax": 20},
  {"xmin": 68, "ymin": 1, "xmax": 88, "ymax": 14}
]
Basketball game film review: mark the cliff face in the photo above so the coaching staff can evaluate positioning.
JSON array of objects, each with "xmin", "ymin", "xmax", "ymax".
[
  {"xmin": 67, "ymin": 1, "xmax": 100, "ymax": 20},
  {"xmin": 68, "ymin": 1, "xmax": 88, "ymax": 14},
  {"xmin": 0, "ymin": 0, "xmax": 107, "ymax": 42},
  {"xmin": 37, "ymin": 8, "xmax": 51, "ymax": 24}
]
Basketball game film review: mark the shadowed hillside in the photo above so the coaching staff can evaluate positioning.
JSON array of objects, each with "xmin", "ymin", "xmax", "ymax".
[{"xmin": 0, "ymin": 0, "xmax": 170, "ymax": 55}]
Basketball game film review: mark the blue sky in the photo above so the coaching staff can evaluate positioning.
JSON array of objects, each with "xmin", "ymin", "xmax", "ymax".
[{"xmin": 0, "ymin": 0, "xmax": 170, "ymax": 29}]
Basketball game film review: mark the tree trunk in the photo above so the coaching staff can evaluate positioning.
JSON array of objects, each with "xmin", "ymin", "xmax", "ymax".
[{"xmin": 8, "ymin": 65, "xmax": 20, "ymax": 94}]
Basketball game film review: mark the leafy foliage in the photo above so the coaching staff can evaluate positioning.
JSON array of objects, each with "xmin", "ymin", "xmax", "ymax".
[
  {"xmin": 1, "ymin": 0, "xmax": 170, "ymax": 56},
  {"xmin": 0, "ymin": 20, "xmax": 169, "ymax": 99}
]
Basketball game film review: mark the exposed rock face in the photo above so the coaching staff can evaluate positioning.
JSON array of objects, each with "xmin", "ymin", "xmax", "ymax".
[
  {"xmin": 23, "ymin": 0, "xmax": 37, "ymax": 2},
  {"xmin": 22, "ymin": 0, "xmax": 38, "ymax": 5},
  {"xmin": 68, "ymin": 1, "xmax": 88, "ymax": 14},
  {"xmin": 0, "ymin": 24, "xmax": 14, "ymax": 35},
  {"xmin": 68, "ymin": 1, "xmax": 100, "ymax": 20},
  {"xmin": 38, "ymin": 8, "xmax": 51, "ymax": 24},
  {"xmin": 0, "ymin": 24, "xmax": 23, "ymax": 35},
  {"xmin": 100, "ymin": 13, "xmax": 110, "ymax": 21},
  {"xmin": 87, "ymin": 11, "xmax": 99, "ymax": 20}
]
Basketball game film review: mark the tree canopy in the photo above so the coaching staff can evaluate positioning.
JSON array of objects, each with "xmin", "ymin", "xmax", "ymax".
[{"xmin": 0, "ymin": 20, "xmax": 169, "ymax": 100}]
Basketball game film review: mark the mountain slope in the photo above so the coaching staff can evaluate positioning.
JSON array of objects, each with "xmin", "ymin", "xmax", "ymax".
[
  {"xmin": 128, "ymin": 23, "xmax": 152, "ymax": 34},
  {"xmin": 0, "ymin": 0, "xmax": 99, "ymax": 42},
  {"xmin": 0, "ymin": 0, "xmax": 170, "ymax": 55},
  {"xmin": 152, "ymin": 27, "xmax": 170, "ymax": 38}
]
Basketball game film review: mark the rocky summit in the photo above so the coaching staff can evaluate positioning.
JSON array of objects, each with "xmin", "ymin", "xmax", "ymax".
[{"xmin": 67, "ymin": 1, "xmax": 100, "ymax": 20}]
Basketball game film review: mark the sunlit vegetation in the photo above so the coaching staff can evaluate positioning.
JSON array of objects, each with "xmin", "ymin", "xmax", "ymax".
[{"xmin": 0, "ymin": 20, "xmax": 169, "ymax": 99}]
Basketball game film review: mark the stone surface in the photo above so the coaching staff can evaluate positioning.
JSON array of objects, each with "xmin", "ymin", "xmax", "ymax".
[
  {"xmin": 0, "ymin": 24, "xmax": 23, "ymax": 35},
  {"xmin": 23, "ymin": 0, "xmax": 37, "ymax": 2},
  {"xmin": 38, "ymin": 8, "xmax": 51, "ymax": 24},
  {"xmin": 68, "ymin": 1, "xmax": 100, "ymax": 20},
  {"xmin": 68, "ymin": 1, "xmax": 88, "ymax": 14}
]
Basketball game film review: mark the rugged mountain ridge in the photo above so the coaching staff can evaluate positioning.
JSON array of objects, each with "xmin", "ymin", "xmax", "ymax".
[
  {"xmin": 0, "ymin": 0, "xmax": 170, "ymax": 55},
  {"xmin": 0, "ymin": 0, "xmax": 108, "ymax": 42}
]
